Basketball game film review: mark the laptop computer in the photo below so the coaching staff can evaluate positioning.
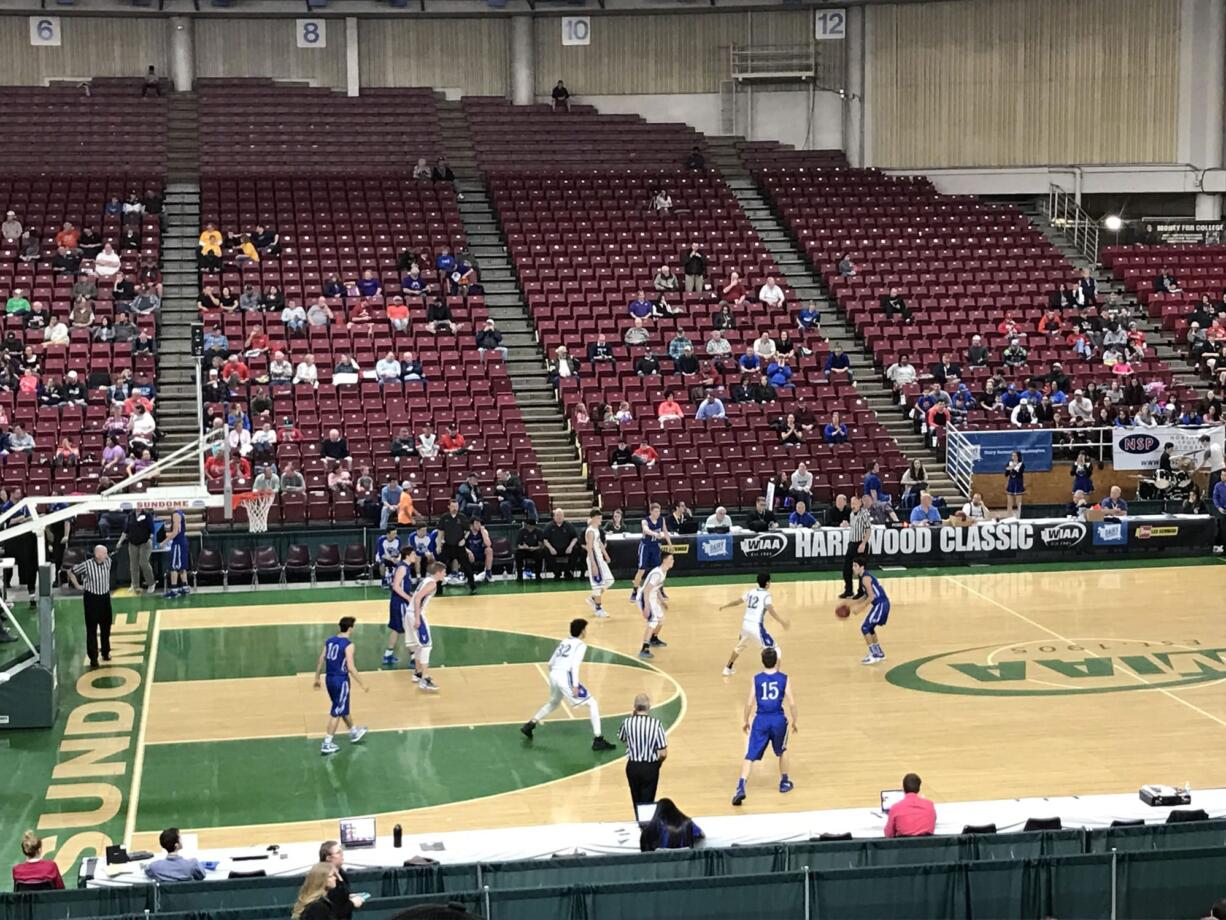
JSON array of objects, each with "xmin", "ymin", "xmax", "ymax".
[
  {"xmin": 880, "ymin": 789, "xmax": 905, "ymax": 813},
  {"xmin": 339, "ymin": 816, "xmax": 377, "ymax": 849}
]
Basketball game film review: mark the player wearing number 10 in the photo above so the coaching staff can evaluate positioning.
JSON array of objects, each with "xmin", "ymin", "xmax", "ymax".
[
  {"xmin": 313, "ymin": 617, "xmax": 369, "ymax": 756},
  {"xmin": 732, "ymin": 647, "xmax": 797, "ymax": 806}
]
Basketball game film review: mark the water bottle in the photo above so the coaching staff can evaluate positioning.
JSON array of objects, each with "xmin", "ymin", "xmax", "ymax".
[
  {"xmin": 393, "ymin": 824, "xmax": 402, "ymax": 847},
  {"xmin": 1183, "ymin": 781, "xmax": 1191, "ymax": 799}
]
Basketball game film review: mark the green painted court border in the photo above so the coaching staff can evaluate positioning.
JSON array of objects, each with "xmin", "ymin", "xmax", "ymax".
[{"xmin": 111, "ymin": 553, "xmax": 1225, "ymax": 610}]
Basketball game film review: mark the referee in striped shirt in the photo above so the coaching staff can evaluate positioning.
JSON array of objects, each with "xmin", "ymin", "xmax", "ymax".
[
  {"xmin": 67, "ymin": 545, "xmax": 114, "ymax": 670},
  {"xmin": 839, "ymin": 494, "xmax": 872, "ymax": 599},
  {"xmin": 618, "ymin": 693, "xmax": 668, "ymax": 812}
]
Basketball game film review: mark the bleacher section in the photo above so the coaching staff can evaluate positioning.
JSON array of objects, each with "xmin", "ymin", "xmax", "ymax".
[
  {"xmin": 197, "ymin": 80, "xmax": 442, "ymax": 175},
  {"xmin": 754, "ymin": 165, "xmax": 1193, "ymax": 430},
  {"xmin": 0, "ymin": 174, "xmax": 161, "ymax": 496},
  {"xmin": 196, "ymin": 173, "xmax": 544, "ymax": 525},
  {"xmin": 0, "ymin": 81, "xmax": 167, "ymax": 174},
  {"xmin": 1104, "ymin": 243, "xmax": 1224, "ymax": 344}
]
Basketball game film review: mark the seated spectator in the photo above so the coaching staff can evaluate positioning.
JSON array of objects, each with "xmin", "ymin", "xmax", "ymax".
[
  {"xmin": 624, "ymin": 317, "xmax": 651, "ymax": 347},
  {"xmin": 651, "ymin": 187, "xmax": 673, "ymax": 217},
  {"xmin": 823, "ymin": 346, "xmax": 853, "ymax": 380},
  {"xmin": 321, "ymin": 428, "xmax": 351, "ymax": 469},
  {"xmin": 967, "ymin": 335, "xmax": 990, "ymax": 366},
  {"xmin": 455, "ymin": 473, "xmax": 486, "ymax": 520},
  {"xmin": 93, "ymin": 243, "xmax": 121, "ymax": 278},
  {"xmin": 476, "ymin": 319, "xmax": 508, "ymax": 361},
  {"xmin": 685, "ymin": 146, "xmax": 705, "ymax": 171},
  {"xmin": 281, "ymin": 462, "xmax": 306, "ymax": 493},
  {"xmin": 69, "ymin": 297, "xmax": 95, "ymax": 329},
  {"xmin": 1010, "ymin": 397, "xmax": 1038, "ymax": 427},
  {"xmin": 18, "ymin": 228, "xmax": 39, "ymax": 262},
  {"xmin": 1153, "ymin": 267, "xmax": 1181, "ymax": 294},
  {"xmin": 51, "ymin": 246, "xmax": 80, "ymax": 275},
  {"xmin": 5, "ymin": 423, "xmax": 34, "ymax": 454},
  {"xmin": 787, "ymin": 462, "xmax": 813, "ymax": 507},
  {"xmin": 703, "ymin": 506, "xmax": 733, "ymax": 532},
  {"xmin": 669, "ymin": 501, "xmax": 696, "ymax": 534},
  {"xmin": 737, "ymin": 347, "xmax": 761, "ymax": 378},
  {"xmin": 440, "ymin": 425, "xmax": 467, "ymax": 456},
  {"xmin": 695, "ymin": 390, "xmax": 726, "ymax": 421},
  {"xmin": 909, "ymin": 492, "xmax": 942, "ymax": 526},
  {"xmin": 657, "ymin": 390, "xmax": 685, "ymax": 425},
  {"xmin": 238, "ymin": 284, "xmax": 262, "ymax": 312},
  {"xmin": 712, "ymin": 303, "xmax": 737, "ymax": 331},
  {"xmin": 542, "ymin": 509, "xmax": 580, "ymax": 580},
  {"xmin": 883, "ymin": 773, "xmax": 936, "ymax": 838},
  {"xmin": 797, "ymin": 301, "xmax": 821, "ymax": 331},
  {"xmin": 960, "ymin": 492, "xmax": 990, "ymax": 521},
  {"xmin": 632, "ymin": 441, "xmax": 659, "ymax": 468},
  {"xmin": 823, "ymin": 412, "xmax": 849, "ymax": 444},
  {"xmin": 43, "ymin": 317, "xmax": 69, "ymax": 347},
  {"xmin": 425, "ymin": 297, "xmax": 458, "ymax": 334},
  {"xmin": 753, "ymin": 332, "xmax": 777, "ymax": 360},
  {"xmin": 332, "ymin": 352, "xmax": 361, "ymax": 376},
  {"xmin": 788, "ymin": 500, "xmax": 817, "ymax": 529},
  {"xmin": 674, "ymin": 345, "xmax": 699, "ymax": 376},
  {"xmin": 705, "ymin": 329, "xmax": 732, "ymax": 357},
  {"xmin": 306, "ymin": 298, "xmax": 334, "ymax": 327},
  {"xmin": 347, "ymin": 297, "xmax": 373, "ymax": 327},
  {"xmin": 120, "ymin": 226, "xmax": 144, "ymax": 255},
  {"xmin": 745, "ymin": 496, "xmax": 779, "ymax": 532},
  {"xmin": 720, "ymin": 271, "xmax": 745, "ymax": 303},
  {"xmin": 758, "ymin": 276, "xmax": 785, "ymax": 308},
  {"xmin": 268, "ymin": 350, "xmax": 294, "ymax": 384},
  {"xmin": 654, "ymin": 264, "xmax": 680, "ymax": 296},
  {"xmin": 400, "ymin": 350, "xmax": 427, "ymax": 389},
  {"xmin": 886, "ymin": 353, "xmax": 917, "ymax": 391},
  {"xmin": 1100, "ymin": 485, "xmax": 1129, "ymax": 515},
  {"xmin": 826, "ymin": 493, "xmax": 851, "ymax": 527},
  {"xmin": 631, "ymin": 347, "xmax": 660, "ymax": 375},
  {"xmin": 929, "ymin": 352, "xmax": 961, "ymax": 385},
  {"xmin": 389, "ymin": 427, "xmax": 416, "ymax": 459},
  {"xmin": 375, "ymin": 351, "xmax": 401, "ymax": 384},
  {"xmin": 12, "ymin": 830, "xmax": 65, "ymax": 890},
  {"xmin": 241, "ymin": 325, "xmax": 268, "ymax": 358},
  {"xmin": 356, "ymin": 269, "xmax": 381, "ymax": 298},
  {"xmin": 837, "ymin": 253, "xmax": 857, "ymax": 277},
  {"xmin": 386, "ymin": 296, "xmax": 410, "ymax": 332},
  {"xmin": 546, "ymin": 345, "xmax": 580, "ymax": 388},
  {"xmin": 5, "ymin": 288, "xmax": 31, "ymax": 317},
  {"xmin": 880, "ymin": 287, "xmax": 913, "ymax": 322},
  {"xmin": 25, "ymin": 300, "xmax": 49, "ymax": 330},
  {"xmin": 608, "ymin": 439, "xmax": 635, "ymax": 468},
  {"xmin": 494, "ymin": 468, "xmax": 538, "ymax": 523},
  {"xmin": 766, "ymin": 359, "xmax": 794, "ymax": 389},
  {"xmin": 53, "ymin": 436, "xmax": 79, "ymax": 468},
  {"xmin": 145, "ymin": 828, "xmax": 206, "ymax": 882},
  {"xmin": 282, "ymin": 301, "xmax": 307, "ymax": 333},
  {"xmin": 900, "ymin": 459, "xmax": 929, "ymax": 507},
  {"xmin": 0, "ymin": 210, "xmax": 21, "ymax": 242},
  {"xmin": 613, "ymin": 400, "xmax": 634, "ymax": 424},
  {"xmin": 129, "ymin": 284, "xmax": 160, "ymax": 316},
  {"xmin": 778, "ymin": 412, "xmax": 803, "ymax": 447},
  {"xmin": 252, "ymin": 464, "xmax": 281, "ymax": 493},
  {"xmin": 251, "ymin": 224, "xmax": 280, "ymax": 257},
  {"xmin": 1002, "ymin": 337, "xmax": 1029, "ymax": 367},
  {"xmin": 417, "ymin": 423, "xmax": 440, "ymax": 460},
  {"xmin": 435, "ymin": 246, "xmax": 457, "ymax": 278},
  {"xmin": 294, "ymin": 354, "xmax": 319, "ymax": 386},
  {"xmin": 628, "ymin": 290, "xmax": 654, "ymax": 320},
  {"xmin": 586, "ymin": 333, "xmax": 616, "ymax": 368}
]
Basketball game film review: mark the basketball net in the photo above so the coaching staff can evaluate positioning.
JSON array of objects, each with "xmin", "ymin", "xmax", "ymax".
[{"xmin": 231, "ymin": 490, "xmax": 275, "ymax": 534}]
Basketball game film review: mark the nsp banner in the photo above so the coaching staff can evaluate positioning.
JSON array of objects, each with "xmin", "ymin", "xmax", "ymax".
[{"xmin": 1112, "ymin": 425, "xmax": 1225, "ymax": 471}]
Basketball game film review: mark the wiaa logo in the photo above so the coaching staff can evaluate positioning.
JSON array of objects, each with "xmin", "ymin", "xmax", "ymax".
[
  {"xmin": 738, "ymin": 533, "xmax": 788, "ymax": 559},
  {"xmin": 1118, "ymin": 434, "xmax": 1160, "ymax": 455},
  {"xmin": 1037, "ymin": 521, "xmax": 1087, "ymax": 548}
]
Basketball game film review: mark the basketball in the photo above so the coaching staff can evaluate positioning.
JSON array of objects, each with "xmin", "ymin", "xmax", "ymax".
[{"xmin": 835, "ymin": 604, "xmax": 851, "ymax": 619}]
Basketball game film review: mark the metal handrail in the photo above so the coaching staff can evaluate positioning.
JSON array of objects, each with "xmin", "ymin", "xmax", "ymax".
[
  {"xmin": 1044, "ymin": 183, "xmax": 1101, "ymax": 265},
  {"xmin": 730, "ymin": 44, "xmax": 816, "ymax": 80}
]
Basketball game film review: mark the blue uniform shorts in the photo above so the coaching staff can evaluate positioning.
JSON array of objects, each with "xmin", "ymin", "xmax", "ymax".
[
  {"xmin": 637, "ymin": 540, "xmax": 661, "ymax": 571},
  {"xmin": 388, "ymin": 597, "xmax": 408, "ymax": 633},
  {"xmin": 861, "ymin": 601, "xmax": 890, "ymax": 635},
  {"xmin": 745, "ymin": 714, "xmax": 788, "ymax": 761},
  {"xmin": 326, "ymin": 675, "xmax": 350, "ymax": 718}
]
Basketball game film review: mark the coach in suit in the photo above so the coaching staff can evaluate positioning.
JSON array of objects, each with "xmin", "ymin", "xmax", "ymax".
[{"xmin": 618, "ymin": 694, "xmax": 668, "ymax": 811}]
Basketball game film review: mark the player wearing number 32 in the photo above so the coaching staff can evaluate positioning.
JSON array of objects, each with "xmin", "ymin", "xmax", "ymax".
[
  {"xmin": 719, "ymin": 572, "xmax": 790, "ymax": 676},
  {"xmin": 314, "ymin": 617, "xmax": 369, "ymax": 757},
  {"xmin": 732, "ymin": 647, "xmax": 797, "ymax": 806},
  {"xmin": 522, "ymin": 618, "xmax": 617, "ymax": 752}
]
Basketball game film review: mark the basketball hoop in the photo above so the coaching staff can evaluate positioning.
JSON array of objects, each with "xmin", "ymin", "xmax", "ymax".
[{"xmin": 232, "ymin": 490, "xmax": 275, "ymax": 534}]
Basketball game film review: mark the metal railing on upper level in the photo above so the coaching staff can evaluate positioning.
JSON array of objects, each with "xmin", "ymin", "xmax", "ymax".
[
  {"xmin": 1044, "ymin": 183, "xmax": 1101, "ymax": 265},
  {"xmin": 730, "ymin": 44, "xmax": 817, "ymax": 81}
]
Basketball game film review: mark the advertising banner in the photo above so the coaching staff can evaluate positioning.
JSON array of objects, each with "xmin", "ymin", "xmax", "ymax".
[
  {"xmin": 961, "ymin": 429, "xmax": 1054, "ymax": 473},
  {"xmin": 1112, "ymin": 425, "xmax": 1225, "ymax": 471}
]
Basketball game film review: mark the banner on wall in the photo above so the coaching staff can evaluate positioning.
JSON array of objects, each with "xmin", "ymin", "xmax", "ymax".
[
  {"xmin": 961, "ymin": 429, "xmax": 1053, "ymax": 473},
  {"xmin": 1142, "ymin": 219, "xmax": 1226, "ymax": 245},
  {"xmin": 1112, "ymin": 425, "xmax": 1225, "ymax": 471}
]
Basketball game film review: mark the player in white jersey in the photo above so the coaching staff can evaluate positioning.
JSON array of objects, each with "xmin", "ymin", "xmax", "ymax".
[
  {"xmin": 718, "ymin": 572, "xmax": 790, "ymax": 675},
  {"xmin": 521, "ymin": 618, "xmax": 616, "ymax": 751},
  {"xmin": 408, "ymin": 562, "xmax": 446, "ymax": 692},
  {"xmin": 637, "ymin": 551, "xmax": 675, "ymax": 659},
  {"xmin": 585, "ymin": 508, "xmax": 613, "ymax": 618}
]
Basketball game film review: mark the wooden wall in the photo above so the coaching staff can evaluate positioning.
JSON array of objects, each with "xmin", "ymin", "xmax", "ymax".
[
  {"xmin": 868, "ymin": 0, "xmax": 1181, "ymax": 168},
  {"xmin": 0, "ymin": 16, "xmax": 168, "ymax": 84},
  {"xmin": 360, "ymin": 18, "xmax": 509, "ymax": 96},
  {"xmin": 194, "ymin": 18, "xmax": 347, "ymax": 90}
]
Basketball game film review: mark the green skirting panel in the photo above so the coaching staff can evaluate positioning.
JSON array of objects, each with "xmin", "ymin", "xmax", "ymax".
[
  {"xmin": 812, "ymin": 863, "xmax": 967, "ymax": 920},
  {"xmin": 1117, "ymin": 847, "xmax": 1226, "ymax": 919}
]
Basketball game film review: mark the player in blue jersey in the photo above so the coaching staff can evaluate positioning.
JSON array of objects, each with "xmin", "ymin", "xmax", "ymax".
[
  {"xmin": 849, "ymin": 555, "xmax": 890, "ymax": 665},
  {"xmin": 313, "ymin": 616, "xmax": 368, "ymax": 756},
  {"xmin": 630, "ymin": 502, "xmax": 673, "ymax": 602},
  {"xmin": 732, "ymin": 647, "xmax": 798, "ymax": 806},
  {"xmin": 162, "ymin": 508, "xmax": 191, "ymax": 598},
  {"xmin": 464, "ymin": 518, "xmax": 494, "ymax": 583},
  {"xmin": 383, "ymin": 546, "xmax": 418, "ymax": 668},
  {"xmin": 375, "ymin": 527, "xmax": 401, "ymax": 588},
  {"xmin": 408, "ymin": 522, "xmax": 438, "ymax": 577}
]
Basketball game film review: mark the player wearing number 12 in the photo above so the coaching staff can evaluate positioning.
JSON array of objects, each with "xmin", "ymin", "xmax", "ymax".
[
  {"xmin": 718, "ymin": 572, "xmax": 790, "ymax": 676},
  {"xmin": 521, "ymin": 618, "xmax": 616, "ymax": 751},
  {"xmin": 314, "ymin": 617, "xmax": 369, "ymax": 756},
  {"xmin": 732, "ymin": 647, "xmax": 797, "ymax": 806}
]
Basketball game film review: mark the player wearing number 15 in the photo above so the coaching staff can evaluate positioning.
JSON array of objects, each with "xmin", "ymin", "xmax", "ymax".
[
  {"xmin": 313, "ymin": 617, "xmax": 369, "ymax": 757},
  {"xmin": 732, "ymin": 647, "xmax": 797, "ymax": 807}
]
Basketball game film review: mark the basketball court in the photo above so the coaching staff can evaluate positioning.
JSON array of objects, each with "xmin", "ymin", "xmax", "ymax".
[{"xmin": 10, "ymin": 556, "xmax": 1225, "ymax": 867}]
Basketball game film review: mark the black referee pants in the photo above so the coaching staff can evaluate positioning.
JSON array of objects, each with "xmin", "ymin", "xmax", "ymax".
[
  {"xmin": 83, "ymin": 591, "xmax": 113, "ymax": 666},
  {"xmin": 841, "ymin": 544, "xmax": 859, "ymax": 596},
  {"xmin": 626, "ymin": 760, "xmax": 661, "ymax": 810}
]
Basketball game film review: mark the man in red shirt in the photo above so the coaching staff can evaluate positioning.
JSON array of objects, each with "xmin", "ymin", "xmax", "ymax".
[{"xmin": 884, "ymin": 773, "xmax": 936, "ymax": 837}]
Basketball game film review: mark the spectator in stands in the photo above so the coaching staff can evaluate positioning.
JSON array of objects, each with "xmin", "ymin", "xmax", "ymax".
[
  {"xmin": 294, "ymin": 354, "xmax": 319, "ymax": 386},
  {"xmin": 880, "ymin": 287, "xmax": 913, "ymax": 323},
  {"xmin": 456, "ymin": 474, "xmax": 486, "ymax": 520},
  {"xmin": 381, "ymin": 296, "xmax": 408, "ymax": 333},
  {"xmin": 99, "ymin": 435, "xmax": 127, "ymax": 476},
  {"xmin": 823, "ymin": 412, "xmax": 849, "ymax": 444},
  {"xmin": 823, "ymin": 345, "xmax": 853, "ymax": 381},
  {"xmin": 240, "ymin": 324, "xmax": 268, "ymax": 359},
  {"xmin": 628, "ymin": 289, "xmax": 654, "ymax": 321},
  {"xmin": 633, "ymin": 348, "xmax": 660, "ymax": 376},
  {"xmin": 766, "ymin": 358, "xmax": 794, "ymax": 389},
  {"xmin": 910, "ymin": 492, "xmax": 942, "ymax": 527},
  {"xmin": 796, "ymin": 300, "xmax": 821, "ymax": 333},
  {"xmin": 1010, "ymin": 398, "xmax": 1038, "ymax": 427},
  {"xmin": 476, "ymin": 319, "xmax": 509, "ymax": 362},
  {"xmin": 657, "ymin": 390, "xmax": 684, "ymax": 426},
  {"xmin": 18, "ymin": 227, "xmax": 39, "ymax": 262},
  {"xmin": 4, "ymin": 424, "xmax": 33, "ymax": 455},
  {"xmin": 788, "ymin": 462, "xmax": 813, "ymax": 508},
  {"xmin": 375, "ymin": 351, "xmax": 401, "ymax": 385},
  {"xmin": 609, "ymin": 439, "xmax": 634, "ymax": 468},
  {"xmin": 69, "ymin": 296, "xmax": 94, "ymax": 329},
  {"xmin": 778, "ymin": 413, "xmax": 803, "ymax": 448},
  {"xmin": 586, "ymin": 332, "xmax": 615, "ymax": 369},
  {"xmin": 704, "ymin": 329, "xmax": 732, "ymax": 358},
  {"xmin": 751, "ymin": 331, "xmax": 776, "ymax": 361},
  {"xmin": 197, "ymin": 285, "xmax": 221, "ymax": 312},
  {"xmin": 551, "ymin": 79, "xmax": 572, "ymax": 111},
  {"xmin": 758, "ymin": 276, "xmax": 785, "ymax": 309},
  {"xmin": 378, "ymin": 479, "xmax": 403, "ymax": 530},
  {"xmin": 682, "ymin": 241, "xmax": 706, "ymax": 293},
  {"xmin": 624, "ymin": 317, "xmax": 651, "ymax": 347},
  {"xmin": 1002, "ymin": 337, "xmax": 1028, "ymax": 367},
  {"xmin": 12, "ymin": 829, "xmax": 65, "ymax": 890},
  {"xmin": 721, "ymin": 271, "xmax": 745, "ymax": 304},
  {"xmin": 145, "ymin": 828, "xmax": 205, "ymax": 882},
  {"xmin": 883, "ymin": 773, "xmax": 936, "ymax": 837},
  {"xmin": 748, "ymin": 373, "xmax": 777, "ymax": 404},
  {"xmin": 788, "ymin": 500, "xmax": 817, "ymax": 528},
  {"xmin": 251, "ymin": 224, "xmax": 280, "ymax": 258},
  {"xmin": 54, "ymin": 221, "xmax": 79, "ymax": 252},
  {"xmin": 900, "ymin": 459, "xmax": 928, "ymax": 507},
  {"xmin": 962, "ymin": 333, "xmax": 989, "ymax": 367},
  {"xmin": 930, "ymin": 352, "xmax": 961, "ymax": 386},
  {"xmin": 281, "ymin": 462, "xmax": 306, "ymax": 494},
  {"xmin": 546, "ymin": 345, "xmax": 580, "ymax": 389},
  {"xmin": 252, "ymin": 464, "xmax": 280, "ymax": 494},
  {"xmin": 417, "ymin": 423, "xmax": 440, "ymax": 459},
  {"xmin": 745, "ymin": 496, "xmax": 779, "ymax": 532},
  {"xmin": 837, "ymin": 253, "xmax": 856, "ymax": 277},
  {"xmin": 884, "ymin": 353, "xmax": 917, "ymax": 393},
  {"xmin": 400, "ymin": 350, "xmax": 427, "ymax": 390},
  {"xmin": 652, "ymin": 187, "xmax": 673, "ymax": 217},
  {"xmin": 542, "ymin": 509, "xmax": 579, "ymax": 579},
  {"xmin": 695, "ymin": 390, "xmax": 726, "ymax": 422},
  {"xmin": 43, "ymin": 316, "xmax": 69, "ymax": 347},
  {"xmin": 266, "ymin": 350, "xmax": 292, "ymax": 385},
  {"xmin": 320, "ymin": 429, "xmax": 350, "ymax": 471},
  {"xmin": 425, "ymin": 297, "xmax": 459, "ymax": 334},
  {"xmin": 51, "ymin": 245, "xmax": 80, "ymax": 276},
  {"xmin": 92, "ymin": 243, "xmax": 121, "ymax": 279},
  {"xmin": 654, "ymin": 264, "xmax": 680, "ymax": 298},
  {"xmin": 821, "ymin": 493, "xmax": 849, "ymax": 527},
  {"xmin": 440, "ymin": 426, "xmax": 470, "ymax": 458},
  {"xmin": 493, "ymin": 469, "xmax": 537, "ymax": 523},
  {"xmin": 237, "ymin": 284, "xmax": 261, "ymax": 313},
  {"xmin": 632, "ymin": 441, "xmax": 659, "ymax": 468},
  {"xmin": 120, "ymin": 225, "xmax": 143, "ymax": 255},
  {"xmin": 390, "ymin": 427, "xmax": 416, "ymax": 459},
  {"xmin": 1101, "ymin": 485, "xmax": 1129, "ymax": 515},
  {"xmin": 411, "ymin": 157, "xmax": 434, "ymax": 181},
  {"xmin": 4, "ymin": 288, "xmax": 30, "ymax": 318},
  {"xmin": 198, "ymin": 223, "xmax": 222, "ymax": 271},
  {"xmin": 281, "ymin": 300, "xmax": 307, "ymax": 334},
  {"xmin": 327, "ymin": 352, "xmax": 357, "ymax": 378},
  {"xmin": 1153, "ymin": 267, "xmax": 1181, "ymax": 294},
  {"xmin": 674, "ymin": 344, "xmax": 699, "ymax": 377},
  {"xmin": 0, "ymin": 210, "xmax": 21, "ymax": 242},
  {"xmin": 355, "ymin": 269, "xmax": 381, "ymax": 299},
  {"xmin": 307, "ymin": 298, "xmax": 334, "ymax": 328}
]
